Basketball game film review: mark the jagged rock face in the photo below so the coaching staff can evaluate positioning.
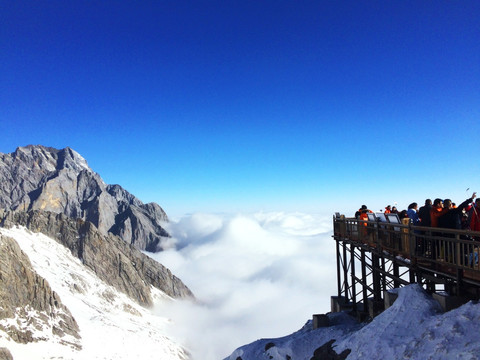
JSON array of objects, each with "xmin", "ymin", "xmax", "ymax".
[
  {"xmin": 0, "ymin": 347, "xmax": 13, "ymax": 360},
  {"xmin": 0, "ymin": 233, "xmax": 81, "ymax": 349},
  {"xmin": 2, "ymin": 210, "xmax": 194, "ymax": 305},
  {"xmin": 0, "ymin": 145, "xmax": 169, "ymax": 251}
]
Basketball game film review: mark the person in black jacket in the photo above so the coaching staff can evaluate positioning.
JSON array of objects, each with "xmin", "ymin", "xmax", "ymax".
[
  {"xmin": 438, "ymin": 193, "xmax": 476, "ymax": 230},
  {"xmin": 437, "ymin": 193, "xmax": 476, "ymax": 262},
  {"xmin": 418, "ymin": 199, "xmax": 432, "ymax": 227},
  {"xmin": 415, "ymin": 199, "xmax": 432, "ymax": 256}
]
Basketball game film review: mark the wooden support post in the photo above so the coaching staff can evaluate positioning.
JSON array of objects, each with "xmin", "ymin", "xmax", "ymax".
[
  {"xmin": 372, "ymin": 254, "xmax": 382, "ymax": 301},
  {"xmin": 351, "ymin": 243, "xmax": 357, "ymax": 312},
  {"xmin": 343, "ymin": 240, "xmax": 349, "ymax": 302},
  {"xmin": 336, "ymin": 239, "xmax": 341, "ymax": 298},
  {"xmin": 409, "ymin": 265, "xmax": 416, "ymax": 284},
  {"xmin": 393, "ymin": 262, "xmax": 400, "ymax": 288},
  {"xmin": 361, "ymin": 249, "xmax": 368, "ymax": 308},
  {"xmin": 456, "ymin": 268, "xmax": 463, "ymax": 297},
  {"xmin": 381, "ymin": 256, "xmax": 386, "ymax": 293}
]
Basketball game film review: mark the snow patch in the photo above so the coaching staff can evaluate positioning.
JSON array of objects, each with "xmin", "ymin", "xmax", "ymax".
[
  {"xmin": 0, "ymin": 226, "xmax": 189, "ymax": 360},
  {"xmin": 225, "ymin": 285, "xmax": 480, "ymax": 360}
]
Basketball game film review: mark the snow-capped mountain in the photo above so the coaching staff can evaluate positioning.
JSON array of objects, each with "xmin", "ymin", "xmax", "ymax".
[
  {"xmin": 0, "ymin": 226, "xmax": 190, "ymax": 360},
  {"xmin": 0, "ymin": 145, "xmax": 195, "ymax": 359}
]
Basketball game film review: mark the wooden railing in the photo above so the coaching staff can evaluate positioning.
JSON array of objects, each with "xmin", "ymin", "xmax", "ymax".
[{"xmin": 334, "ymin": 216, "xmax": 480, "ymax": 277}]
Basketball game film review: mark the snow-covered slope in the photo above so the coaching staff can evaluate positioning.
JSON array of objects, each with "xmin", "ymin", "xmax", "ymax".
[
  {"xmin": 225, "ymin": 284, "xmax": 480, "ymax": 360},
  {"xmin": 0, "ymin": 226, "xmax": 189, "ymax": 360}
]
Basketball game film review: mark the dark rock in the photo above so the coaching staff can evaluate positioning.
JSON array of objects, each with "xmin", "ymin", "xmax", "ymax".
[
  {"xmin": 310, "ymin": 339, "xmax": 351, "ymax": 360},
  {"xmin": 264, "ymin": 342, "xmax": 275, "ymax": 351}
]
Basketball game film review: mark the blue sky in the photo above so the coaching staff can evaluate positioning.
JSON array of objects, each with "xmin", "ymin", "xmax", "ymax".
[{"xmin": 2, "ymin": 1, "xmax": 479, "ymax": 217}]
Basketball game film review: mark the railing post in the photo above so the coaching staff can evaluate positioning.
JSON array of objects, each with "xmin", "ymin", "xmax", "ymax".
[
  {"xmin": 455, "ymin": 234, "xmax": 461, "ymax": 267},
  {"xmin": 409, "ymin": 222, "xmax": 415, "ymax": 258},
  {"xmin": 409, "ymin": 223, "xmax": 416, "ymax": 283}
]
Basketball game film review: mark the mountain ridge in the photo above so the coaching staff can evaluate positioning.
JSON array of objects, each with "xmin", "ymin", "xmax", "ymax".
[
  {"xmin": 0, "ymin": 145, "xmax": 169, "ymax": 252},
  {"xmin": 0, "ymin": 145, "xmax": 194, "ymax": 358},
  {"xmin": 1, "ymin": 209, "xmax": 194, "ymax": 305}
]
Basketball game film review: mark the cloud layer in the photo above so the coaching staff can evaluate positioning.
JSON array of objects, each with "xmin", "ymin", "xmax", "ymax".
[{"xmin": 149, "ymin": 211, "xmax": 337, "ymax": 360}]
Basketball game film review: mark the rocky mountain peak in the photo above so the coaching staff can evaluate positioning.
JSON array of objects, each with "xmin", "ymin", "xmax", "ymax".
[{"xmin": 0, "ymin": 145, "xmax": 170, "ymax": 252}]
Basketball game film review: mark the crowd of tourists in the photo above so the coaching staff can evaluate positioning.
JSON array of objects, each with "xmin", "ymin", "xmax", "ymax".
[{"xmin": 355, "ymin": 192, "xmax": 480, "ymax": 233}]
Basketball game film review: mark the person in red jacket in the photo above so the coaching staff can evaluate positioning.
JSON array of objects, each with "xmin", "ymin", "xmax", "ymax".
[
  {"xmin": 384, "ymin": 205, "xmax": 392, "ymax": 214},
  {"xmin": 470, "ymin": 198, "xmax": 480, "ymax": 233}
]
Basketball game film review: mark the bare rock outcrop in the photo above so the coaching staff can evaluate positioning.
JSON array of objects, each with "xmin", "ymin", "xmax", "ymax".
[
  {"xmin": 0, "ymin": 347, "xmax": 13, "ymax": 360},
  {"xmin": 0, "ymin": 145, "xmax": 169, "ymax": 251},
  {"xmin": 1, "ymin": 210, "xmax": 194, "ymax": 306},
  {"xmin": 0, "ymin": 233, "xmax": 81, "ymax": 350},
  {"xmin": 310, "ymin": 339, "xmax": 351, "ymax": 360}
]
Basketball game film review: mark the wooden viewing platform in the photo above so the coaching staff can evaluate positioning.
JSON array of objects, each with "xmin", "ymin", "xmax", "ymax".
[{"xmin": 331, "ymin": 214, "xmax": 480, "ymax": 320}]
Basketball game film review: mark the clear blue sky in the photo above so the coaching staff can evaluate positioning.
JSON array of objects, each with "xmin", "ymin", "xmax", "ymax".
[{"xmin": 1, "ymin": 1, "xmax": 479, "ymax": 217}]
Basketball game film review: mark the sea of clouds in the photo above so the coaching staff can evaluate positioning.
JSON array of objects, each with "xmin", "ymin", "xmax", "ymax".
[{"xmin": 148, "ymin": 211, "xmax": 337, "ymax": 360}]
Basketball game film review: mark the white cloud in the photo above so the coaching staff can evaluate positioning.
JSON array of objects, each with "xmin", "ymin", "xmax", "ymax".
[{"xmin": 148, "ymin": 211, "xmax": 337, "ymax": 360}]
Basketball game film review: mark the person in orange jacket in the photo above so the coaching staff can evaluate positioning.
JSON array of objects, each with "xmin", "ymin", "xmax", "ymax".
[
  {"xmin": 355, "ymin": 205, "xmax": 372, "ymax": 227},
  {"xmin": 359, "ymin": 210, "xmax": 369, "ymax": 223},
  {"xmin": 430, "ymin": 198, "xmax": 446, "ymax": 228},
  {"xmin": 355, "ymin": 205, "xmax": 367, "ymax": 219},
  {"xmin": 385, "ymin": 205, "xmax": 392, "ymax": 214}
]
